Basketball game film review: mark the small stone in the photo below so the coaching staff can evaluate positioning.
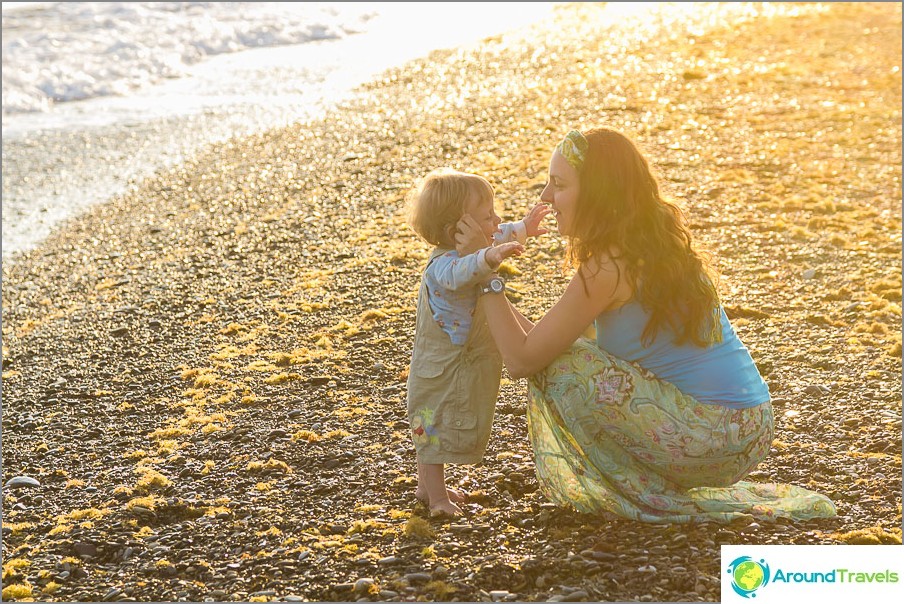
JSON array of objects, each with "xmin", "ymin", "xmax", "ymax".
[
  {"xmin": 284, "ymin": 597, "xmax": 305, "ymax": 602},
  {"xmin": 131, "ymin": 505, "xmax": 153, "ymax": 515},
  {"xmin": 377, "ymin": 556, "xmax": 399, "ymax": 566},
  {"xmin": 490, "ymin": 590, "xmax": 511, "ymax": 601},
  {"xmin": 4, "ymin": 476, "xmax": 40, "ymax": 489},
  {"xmin": 73, "ymin": 542, "xmax": 97, "ymax": 557},
  {"xmin": 404, "ymin": 572, "xmax": 432, "ymax": 585},
  {"xmin": 802, "ymin": 268, "xmax": 817, "ymax": 279},
  {"xmin": 562, "ymin": 590, "xmax": 589, "ymax": 602},
  {"xmin": 354, "ymin": 578, "xmax": 375, "ymax": 593}
]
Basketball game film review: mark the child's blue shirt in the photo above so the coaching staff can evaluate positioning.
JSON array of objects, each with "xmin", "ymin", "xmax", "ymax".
[{"xmin": 424, "ymin": 221, "xmax": 526, "ymax": 345}]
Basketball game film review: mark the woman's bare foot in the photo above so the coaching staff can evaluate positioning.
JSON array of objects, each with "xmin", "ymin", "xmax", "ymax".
[
  {"xmin": 429, "ymin": 499, "xmax": 464, "ymax": 518},
  {"xmin": 415, "ymin": 486, "xmax": 467, "ymax": 505}
]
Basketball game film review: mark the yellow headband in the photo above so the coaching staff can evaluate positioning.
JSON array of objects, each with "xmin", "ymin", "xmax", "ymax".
[{"xmin": 556, "ymin": 130, "xmax": 588, "ymax": 171}]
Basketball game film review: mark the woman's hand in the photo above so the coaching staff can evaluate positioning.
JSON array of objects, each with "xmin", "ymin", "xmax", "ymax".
[
  {"xmin": 523, "ymin": 203, "xmax": 552, "ymax": 238},
  {"xmin": 454, "ymin": 214, "xmax": 489, "ymax": 256},
  {"xmin": 486, "ymin": 241, "xmax": 524, "ymax": 269}
]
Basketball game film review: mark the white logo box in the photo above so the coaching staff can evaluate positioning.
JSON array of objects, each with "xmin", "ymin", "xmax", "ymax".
[{"xmin": 721, "ymin": 544, "xmax": 904, "ymax": 602}]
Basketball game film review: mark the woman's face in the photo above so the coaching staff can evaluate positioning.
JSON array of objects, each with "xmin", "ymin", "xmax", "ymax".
[{"xmin": 540, "ymin": 150, "xmax": 580, "ymax": 236}]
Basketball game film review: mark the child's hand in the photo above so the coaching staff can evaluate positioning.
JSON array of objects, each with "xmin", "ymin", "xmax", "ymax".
[
  {"xmin": 486, "ymin": 241, "xmax": 524, "ymax": 269},
  {"xmin": 523, "ymin": 203, "xmax": 552, "ymax": 238},
  {"xmin": 454, "ymin": 214, "xmax": 490, "ymax": 255}
]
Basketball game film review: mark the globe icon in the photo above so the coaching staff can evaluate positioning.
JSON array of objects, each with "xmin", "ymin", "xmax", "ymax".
[{"xmin": 733, "ymin": 560, "xmax": 765, "ymax": 592}]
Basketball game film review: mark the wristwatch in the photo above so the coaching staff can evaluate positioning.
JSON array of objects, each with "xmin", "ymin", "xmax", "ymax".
[{"xmin": 479, "ymin": 275, "xmax": 506, "ymax": 296}]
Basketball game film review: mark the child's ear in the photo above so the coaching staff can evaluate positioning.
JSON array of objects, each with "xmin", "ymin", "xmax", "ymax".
[{"xmin": 444, "ymin": 223, "xmax": 458, "ymax": 247}]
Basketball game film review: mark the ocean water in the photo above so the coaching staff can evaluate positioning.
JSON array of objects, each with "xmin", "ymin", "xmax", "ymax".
[{"xmin": 1, "ymin": 1, "xmax": 558, "ymax": 260}]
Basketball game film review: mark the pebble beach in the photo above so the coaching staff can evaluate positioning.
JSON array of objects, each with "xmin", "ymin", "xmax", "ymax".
[{"xmin": 2, "ymin": 3, "xmax": 901, "ymax": 602}]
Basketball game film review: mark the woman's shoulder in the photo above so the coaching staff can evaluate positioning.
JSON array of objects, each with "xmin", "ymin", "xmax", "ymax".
[
  {"xmin": 578, "ymin": 252, "xmax": 633, "ymax": 310},
  {"xmin": 577, "ymin": 250, "xmax": 618, "ymax": 280}
]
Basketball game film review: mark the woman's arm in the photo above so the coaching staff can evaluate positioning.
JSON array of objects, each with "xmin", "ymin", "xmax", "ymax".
[
  {"xmin": 509, "ymin": 299, "xmax": 535, "ymax": 332},
  {"xmin": 457, "ymin": 214, "xmax": 628, "ymax": 378},
  {"xmin": 480, "ymin": 258, "xmax": 625, "ymax": 379}
]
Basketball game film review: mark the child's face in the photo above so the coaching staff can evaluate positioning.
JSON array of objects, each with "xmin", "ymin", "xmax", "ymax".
[{"xmin": 465, "ymin": 192, "xmax": 501, "ymax": 243}]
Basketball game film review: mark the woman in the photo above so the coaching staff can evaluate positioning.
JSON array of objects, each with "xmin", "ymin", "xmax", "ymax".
[{"xmin": 456, "ymin": 128, "xmax": 836, "ymax": 523}]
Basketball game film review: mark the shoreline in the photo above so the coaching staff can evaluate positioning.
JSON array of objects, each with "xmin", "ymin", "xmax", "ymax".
[
  {"xmin": 0, "ymin": 2, "xmax": 559, "ymax": 262},
  {"xmin": 1, "ymin": 104, "xmax": 318, "ymax": 262},
  {"xmin": 2, "ymin": 3, "xmax": 901, "ymax": 602}
]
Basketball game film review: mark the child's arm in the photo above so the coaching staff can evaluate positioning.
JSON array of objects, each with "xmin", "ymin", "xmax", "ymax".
[
  {"xmin": 429, "ymin": 249, "xmax": 493, "ymax": 291},
  {"xmin": 430, "ymin": 244, "xmax": 523, "ymax": 291},
  {"xmin": 493, "ymin": 221, "xmax": 527, "ymax": 245},
  {"xmin": 494, "ymin": 203, "xmax": 551, "ymax": 244}
]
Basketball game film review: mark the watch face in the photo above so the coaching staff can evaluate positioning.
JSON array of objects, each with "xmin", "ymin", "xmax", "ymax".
[{"xmin": 490, "ymin": 278, "xmax": 504, "ymax": 293}]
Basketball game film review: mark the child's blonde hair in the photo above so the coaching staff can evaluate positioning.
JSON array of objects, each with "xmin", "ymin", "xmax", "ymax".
[{"xmin": 407, "ymin": 168, "xmax": 495, "ymax": 247}]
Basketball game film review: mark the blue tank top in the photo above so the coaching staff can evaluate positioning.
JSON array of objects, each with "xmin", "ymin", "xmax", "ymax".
[{"xmin": 595, "ymin": 301, "xmax": 770, "ymax": 409}]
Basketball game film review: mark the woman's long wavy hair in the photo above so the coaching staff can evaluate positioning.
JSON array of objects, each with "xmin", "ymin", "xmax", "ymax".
[{"xmin": 567, "ymin": 127, "xmax": 721, "ymax": 347}]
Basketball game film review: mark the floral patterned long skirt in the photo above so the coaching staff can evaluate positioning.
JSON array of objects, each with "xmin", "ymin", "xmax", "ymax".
[{"xmin": 527, "ymin": 338, "xmax": 837, "ymax": 523}]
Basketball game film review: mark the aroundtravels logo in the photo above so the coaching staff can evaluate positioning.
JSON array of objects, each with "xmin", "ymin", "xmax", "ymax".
[
  {"xmin": 726, "ymin": 556, "xmax": 771, "ymax": 598},
  {"xmin": 722, "ymin": 545, "xmax": 904, "ymax": 601}
]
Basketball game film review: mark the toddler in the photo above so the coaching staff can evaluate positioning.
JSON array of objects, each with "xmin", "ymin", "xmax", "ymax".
[{"xmin": 405, "ymin": 167, "xmax": 549, "ymax": 517}]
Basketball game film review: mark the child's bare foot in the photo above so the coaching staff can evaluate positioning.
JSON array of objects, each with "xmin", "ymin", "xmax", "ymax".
[
  {"xmin": 447, "ymin": 487, "xmax": 467, "ymax": 504},
  {"xmin": 429, "ymin": 499, "xmax": 464, "ymax": 519},
  {"xmin": 415, "ymin": 487, "xmax": 467, "ymax": 505}
]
